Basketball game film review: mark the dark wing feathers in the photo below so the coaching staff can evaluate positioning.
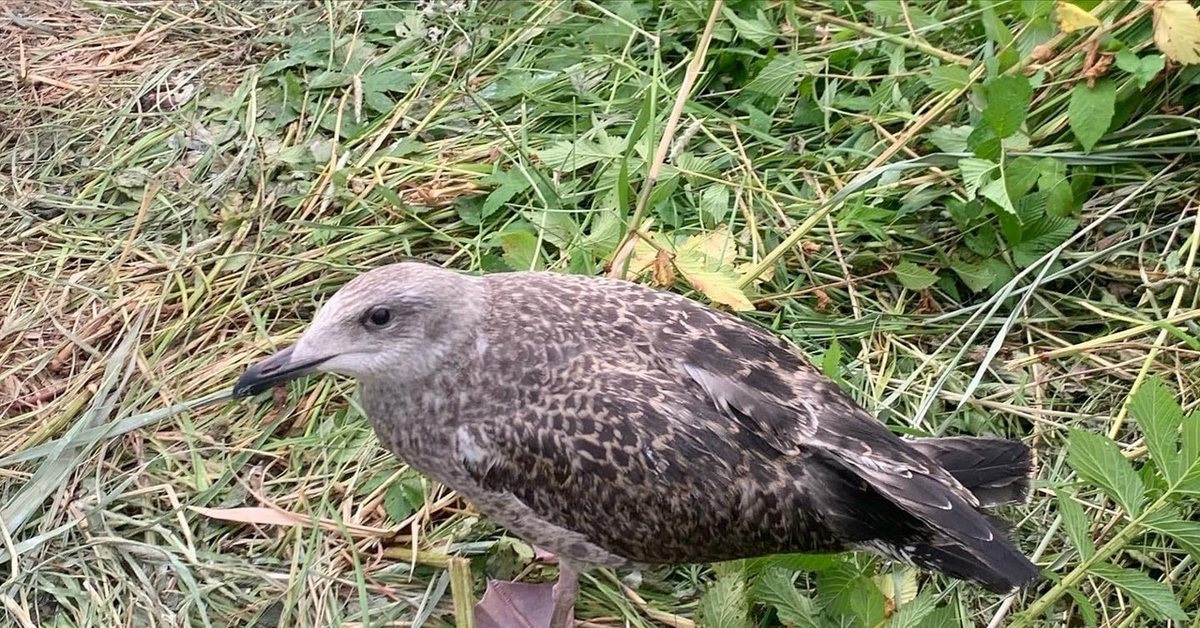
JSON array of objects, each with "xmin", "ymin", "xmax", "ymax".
[{"xmin": 671, "ymin": 312, "xmax": 1040, "ymax": 582}]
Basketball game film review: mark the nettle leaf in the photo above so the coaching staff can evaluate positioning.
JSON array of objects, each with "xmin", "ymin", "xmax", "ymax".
[
  {"xmin": 980, "ymin": 177, "xmax": 1016, "ymax": 215},
  {"xmin": 1063, "ymin": 586, "xmax": 1101, "ymax": 628},
  {"xmin": 894, "ymin": 261, "xmax": 938, "ymax": 291},
  {"xmin": 923, "ymin": 65, "xmax": 971, "ymax": 93},
  {"xmin": 1090, "ymin": 562, "xmax": 1188, "ymax": 621},
  {"xmin": 1129, "ymin": 376, "xmax": 1184, "ymax": 484},
  {"xmin": 697, "ymin": 571, "xmax": 751, "ymax": 628},
  {"xmin": 481, "ymin": 168, "xmax": 533, "ymax": 219},
  {"xmin": 959, "ymin": 157, "xmax": 997, "ymax": 199},
  {"xmin": 884, "ymin": 589, "xmax": 938, "ymax": 627},
  {"xmin": 1012, "ymin": 213, "xmax": 1077, "ymax": 267},
  {"xmin": 819, "ymin": 561, "xmax": 886, "ymax": 627},
  {"xmin": 1068, "ymin": 428, "xmax": 1145, "ymax": 516},
  {"xmin": 1115, "ymin": 49, "xmax": 1166, "ymax": 89},
  {"xmin": 722, "ymin": 7, "xmax": 777, "ymax": 46},
  {"xmin": 981, "ymin": 74, "xmax": 1032, "ymax": 138},
  {"xmin": 1005, "ymin": 156, "xmax": 1041, "ymax": 199},
  {"xmin": 951, "ymin": 258, "xmax": 994, "ymax": 293},
  {"xmin": 1144, "ymin": 510, "xmax": 1200, "ymax": 561},
  {"xmin": 754, "ymin": 568, "xmax": 821, "ymax": 628},
  {"xmin": 1069, "ymin": 80, "xmax": 1116, "ymax": 152},
  {"xmin": 1056, "ymin": 489, "xmax": 1096, "ymax": 559},
  {"xmin": 745, "ymin": 54, "xmax": 811, "ymax": 98},
  {"xmin": 1181, "ymin": 410, "xmax": 1200, "ymax": 491}
]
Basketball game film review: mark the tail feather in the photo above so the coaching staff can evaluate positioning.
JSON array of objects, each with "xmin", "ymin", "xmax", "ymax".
[
  {"xmin": 905, "ymin": 539, "xmax": 1040, "ymax": 593},
  {"xmin": 907, "ymin": 436, "xmax": 1034, "ymax": 507},
  {"xmin": 860, "ymin": 436, "xmax": 1040, "ymax": 592}
]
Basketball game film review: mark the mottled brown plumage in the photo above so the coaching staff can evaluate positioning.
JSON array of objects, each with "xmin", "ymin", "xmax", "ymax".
[{"xmin": 234, "ymin": 262, "xmax": 1040, "ymax": 626}]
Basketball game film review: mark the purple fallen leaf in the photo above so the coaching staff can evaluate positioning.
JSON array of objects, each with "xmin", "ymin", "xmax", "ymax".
[{"xmin": 475, "ymin": 579, "xmax": 556, "ymax": 628}]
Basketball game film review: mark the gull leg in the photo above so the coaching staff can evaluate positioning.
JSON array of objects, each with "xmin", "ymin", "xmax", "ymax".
[{"xmin": 549, "ymin": 561, "xmax": 578, "ymax": 628}]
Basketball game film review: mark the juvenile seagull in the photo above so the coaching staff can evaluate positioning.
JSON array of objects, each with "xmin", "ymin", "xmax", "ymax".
[{"xmin": 234, "ymin": 262, "xmax": 1040, "ymax": 627}]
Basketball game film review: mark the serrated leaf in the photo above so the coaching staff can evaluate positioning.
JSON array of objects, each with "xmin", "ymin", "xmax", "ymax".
[
  {"xmin": 677, "ymin": 264, "xmax": 755, "ymax": 311},
  {"xmin": 1130, "ymin": 377, "xmax": 1184, "ymax": 484},
  {"xmin": 700, "ymin": 185, "xmax": 731, "ymax": 223},
  {"xmin": 821, "ymin": 338, "xmax": 843, "ymax": 385},
  {"xmin": 929, "ymin": 125, "xmax": 973, "ymax": 152},
  {"xmin": 745, "ymin": 54, "xmax": 810, "ymax": 98},
  {"xmin": 1144, "ymin": 511, "xmax": 1200, "ymax": 561},
  {"xmin": 1152, "ymin": 0, "xmax": 1200, "ymax": 65},
  {"xmin": 524, "ymin": 209, "xmax": 578, "ymax": 250},
  {"xmin": 980, "ymin": 177, "xmax": 1016, "ymax": 214},
  {"xmin": 1056, "ymin": 489, "xmax": 1095, "ymax": 559},
  {"xmin": 1115, "ymin": 49, "xmax": 1166, "ymax": 89},
  {"xmin": 819, "ymin": 562, "xmax": 886, "ymax": 627},
  {"xmin": 894, "ymin": 261, "xmax": 938, "ymax": 291},
  {"xmin": 722, "ymin": 7, "xmax": 776, "ymax": 46},
  {"xmin": 1005, "ymin": 156, "xmax": 1041, "ymax": 199},
  {"xmin": 951, "ymin": 258, "xmax": 994, "ymax": 293},
  {"xmin": 1063, "ymin": 586, "xmax": 1100, "ymax": 627},
  {"xmin": 697, "ymin": 571, "xmax": 751, "ymax": 628},
  {"xmin": 1090, "ymin": 562, "xmax": 1188, "ymax": 621},
  {"xmin": 923, "ymin": 65, "xmax": 971, "ymax": 93},
  {"xmin": 959, "ymin": 158, "xmax": 997, "ymax": 199},
  {"xmin": 755, "ymin": 568, "xmax": 821, "ymax": 628},
  {"xmin": 482, "ymin": 168, "xmax": 533, "ymax": 219},
  {"xmin": 1056, "ymin": 1, "xmax": 1101, "ymax": 32},
  {"xmin": 884, "ymin": 589, "xmax": 938, "ymax": 627},
  {"xmin": 982, "ymin": 75, "xmax": 1032, "ymax": 138},
  {"xmin": 1067, "ymin": 428, "xmax": 1145, "ymax": 516},
  {"xmin": 1069, "ymin": 80, "xmax": 1116, "ymax": 152},
  {"xmin": 1012, "ymin": 213, "xmax": 1077, "ymax": 267}
]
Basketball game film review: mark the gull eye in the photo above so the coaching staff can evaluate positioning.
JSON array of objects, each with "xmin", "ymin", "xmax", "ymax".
[{"xmin": 366, "ymin": 306, "xmax": 392, "ymax": 327}]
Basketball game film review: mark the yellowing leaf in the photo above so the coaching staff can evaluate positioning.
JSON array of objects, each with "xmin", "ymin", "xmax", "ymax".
[
  {"xmin": 1056, "ymin": 2, "xmax": 1101, "ymax": 32},
  {"xmin": 626, "ymin": 224, "xmax": 757, "ymax": 310},
  {"xmin": 1153, "ymin": 0, "xmax": 1200, "ymax": 64},
  {"xmin": 675, "ymin": 262, "xmax": 756, "ymax": 311}
]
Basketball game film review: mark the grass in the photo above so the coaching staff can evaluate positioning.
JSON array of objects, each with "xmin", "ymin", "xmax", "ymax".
[{"xmin": 2, "ymin": 0, "xmax": 1200, "ymax": 626}]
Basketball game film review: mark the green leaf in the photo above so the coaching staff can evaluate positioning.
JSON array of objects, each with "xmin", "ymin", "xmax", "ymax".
[
  {"xmin": 959, "ymin": 158, "xmax": 997, "ymax": 200},
  {"xmin": 980, "ymin": 177, "xmax": 1016, "ymax": 215},
  {"xmin": 982, "ymin": 74, "xmax": 1032, "ymax": 138},
  {"xmin": 699, "ymin": 185, "xmax": 731, "ymax": 224},
  {"xmin": 745, "ymin": 54, "xmax": 811, "ymax": 98},
  {"xmin": 1063, "ymin": 586, "xmax": 1100, "ymax": 628},
  {"xmin": 1129, "ymin": 377, "xmax": 1184, "ymax": 484},
  {"xmin": 894, "ymin": 261, "xmax": 938, "ymax": 291},
  {"xmin": 754, "ymin": 568, "xmax": 821, "ymax": 628},
  {"xmin": 1144, "ymin": 510, "xmax": 1200, "ymax": 561},
  {"xmin": 1090, "ymin": 562, "xmax": 1188, "ymax": 621},
  {"xmin": 1011, "ymin": 213, "xmax": 1077, "ymax": 267},
  {"xmin": 499, "ymin": 230, "xmax": 541, "ymax": 271},
  {"xmin": 929, "ymin": 125, "xmax": 972, "ymax": 153},
  {"xmin": 1056, "ymin": 489, "xmax": 1095, "ymax": 560},
  {"xmin": 819, "ymin": 562, "xmax": 886, "ymax": 627},
  {"xmin": 923, "ymin": 65, "xmax": 971, "ymax": 93},
  {"xmin": 1069, "ymin": 80, "xmax": 1116, "ymax": 152},
  {"xmin": 821, "ymin": 338, "xmax": 844, "ymax": 385},
  {"xmin": 308, "ymin": 70, "xmax": 354, "ymax": 89},
  {"xmin": 1067, "ymin": 428, "xmax": 1145, "ymax": 516},
  {"xmin": 1005, "ymin": 156, "xmax": 1041, "ymax": 199},
  {"xmin": 951, "ymin": 258, "xmax": 995, "ymax": 293},
  {"xmin": 722, "ymin": 7, "xmax": 776, "ymax": 46},
  {"xmin": 1115, "ymin": 49, "xmax": 1165, "ymax": 90},
  {"xmin": 697, "ymin": 571, "xmax": 751, "ymax": 628},
  {"xmin": 482, "ymin": 168, "xmax": 533, "ymax": 219},
  {"xmin": 884, "ymin": 589, "xmax": 938, "ymax": 627}
]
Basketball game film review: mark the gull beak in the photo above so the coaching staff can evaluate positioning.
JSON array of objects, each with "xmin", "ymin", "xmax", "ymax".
[{"xmin": 232, "ymin": 345, "xmax": 327, "ymax": 398}]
